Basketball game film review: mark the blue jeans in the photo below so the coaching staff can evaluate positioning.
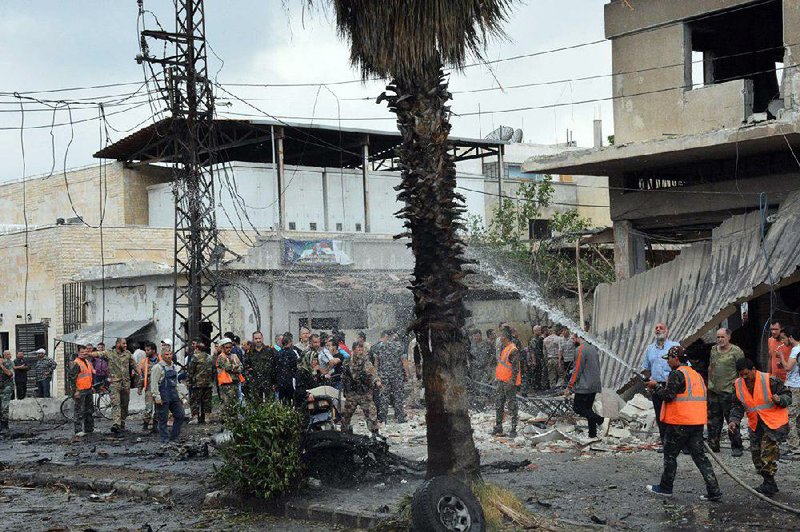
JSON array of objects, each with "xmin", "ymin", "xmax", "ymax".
[
  {"xmin": 37, "ymin": 379, "xmax": 51, "ymax": 398},
  {"xmin": 156, "ymin": 399, "xmax": 186, "ymax": 443}
]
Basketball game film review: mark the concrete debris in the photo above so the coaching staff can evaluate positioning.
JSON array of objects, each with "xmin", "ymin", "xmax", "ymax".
[{"xmin": 529, "ymin": 429, "xmax": 567, "ymax": 446}]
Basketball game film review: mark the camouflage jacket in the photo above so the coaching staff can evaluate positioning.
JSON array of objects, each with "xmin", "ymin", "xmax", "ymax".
[
  {"xmin": 243, "ymin": 345, "xmax": 275, "ymax": 384},
  {"xmin": 99, "ymin": 349, "xmax": 136, "ymax": 386},
  {"xmin": 187, "ymin": 350, "xmax": 215, "ymax": 388},
  {"xmin": 217, "ymin": 351, "xmax": 243, "ymax": 379},
  {"xmin": 343, "ymin": 353, "xmax": 379, "ymax": 395},
  {"xmin": 371, "ymin": 341, "xmax": 404, "ymax": 379}
]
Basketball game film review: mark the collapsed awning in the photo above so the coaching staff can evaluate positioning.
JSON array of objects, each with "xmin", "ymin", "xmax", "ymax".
[
  {"xmin": 56, "ymin": 320, "xmax": 153, "ymax": 346},
  {"xmin": 593, "ymin": 189, "xmax": 800, "ymax": 390}
]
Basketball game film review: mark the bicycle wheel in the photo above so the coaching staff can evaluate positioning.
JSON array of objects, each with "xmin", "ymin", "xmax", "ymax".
[
  {"xmin": 96, "ymin": 392, "xmax": 112, "ymax": 420},
  {"xmin": 60, "ymin": 396, "xmax": 77, "ymax": 423}
]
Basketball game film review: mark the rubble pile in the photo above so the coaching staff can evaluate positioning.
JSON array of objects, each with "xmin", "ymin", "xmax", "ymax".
[{"xmin": 371, "ymin": 392, "xmax": 660, "ymax": 457}]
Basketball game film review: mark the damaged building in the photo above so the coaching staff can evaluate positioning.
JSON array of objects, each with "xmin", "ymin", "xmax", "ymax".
[
  {"xmin": 524, "ymin": 0, "xmax": 800, "ymax": 388},
  {"xmin": 0, "ymin": 118, "xmax": 610, "ymax": 394}
]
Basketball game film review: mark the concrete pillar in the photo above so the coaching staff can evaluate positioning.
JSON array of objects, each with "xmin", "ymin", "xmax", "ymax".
[
  {"xmin": 613, "ymin": 220, "xmax": 646, "ymax": 280},
  {"xmin": 593, "ymin": 119, "xmax": 603, "ymax": 149}
]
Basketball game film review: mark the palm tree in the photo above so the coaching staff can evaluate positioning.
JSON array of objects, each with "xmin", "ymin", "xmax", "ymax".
[{"xmin": 314, "ymin": 0, "xmax": 515, "ymax": 481}]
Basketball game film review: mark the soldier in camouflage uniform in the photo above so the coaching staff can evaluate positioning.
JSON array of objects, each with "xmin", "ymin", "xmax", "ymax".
[
  {"xmin": 0, "ymin": 350, "xmax": 14, "ymax": 432},
  {"xmin": 372, "ymin": 331, "xmax": 407, "ymax": 423},
  {"xmin": 99, "ymin": 338, "xmax": 136, "ymax": 433},
  {"xmin": 729, "ymin": 357, "xmax": 792, "ymax": 496},
  {"xmin": 341, "ymin": 342, "xmax": 383, "ymax": 436},
  {"xmin": 216, "ymin": 338, "xmax": 242, "ymax": 414},
  {"xmin": 186, "ymin": 342, "xmax": 214, "ymax": 423},
  {"xmin": 645, "ymin": 346, "xmax": 721, "ymax": 500}
]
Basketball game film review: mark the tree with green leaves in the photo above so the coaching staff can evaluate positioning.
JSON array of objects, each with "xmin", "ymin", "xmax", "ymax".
[
  {"xmin": 467, "ymin": 178, "xmax": 615, "ymax": 316},
  {"xmin": 307, "ymin": 0, "xmax": 517, "ymax": 481}
]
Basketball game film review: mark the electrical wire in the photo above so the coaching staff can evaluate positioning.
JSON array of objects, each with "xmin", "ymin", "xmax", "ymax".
[{"xmin": 18, "ymin": 100, "xmax": 30, "ymax": 324}]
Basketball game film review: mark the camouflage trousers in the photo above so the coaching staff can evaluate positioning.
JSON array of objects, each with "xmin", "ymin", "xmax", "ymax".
[
  {"xmin": 341, "ymin": 392, "xmax": 378, "ymax": 434},
  {"xmin": 660, "ymin": 424, "xmax": 720, "ymax": 496},
  {"xmin": 142, "ymin": 390, "xmax": 155, "ymax": 425},
  {"xmin": 0, "ymin": 385, "xmax": 12, "ymax": 424},
  {"xmin": 494, "ymin": 381, "xmax": 518, "ymax": 430},
  {"xmin": 707, "ymin": 390, "xmax": 743, "ymax": 450},
  {"xmin": 190, "ymin": 387, "xmax": 213, "ymax": 420},
  {"xmin": 546, "ymin": 358, "xmax": 563, "ymax": 388},
  {"xmin": 218, "ymin": 384, "xmax": 238, "ymax": 414},
  {"xmin": 378, "ymin": 374, "xmax": 406, "ymax": 423},
  {"xmin": 787, "ymin": 387, "xmax": 800, "ymax": 448},
  {"xmin": 74, "ymin": 389, "xmax": 94, "ymax": 434},
  {"xmin": 750, "ymin": 421, "xmax": 782, "ymax": 477},
  {"xmin": 109, "ymin": 382, "xmax": 130, "ymax": 428}
]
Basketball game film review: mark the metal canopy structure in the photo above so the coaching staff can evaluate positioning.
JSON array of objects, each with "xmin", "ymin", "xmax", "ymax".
[
  {"xmin": 56, "ymin": 320, "xmax": 154, "ymax": 346},
  {"xmin": 94, "ymin": 118, "xmax": 504, "ymax": 170}
]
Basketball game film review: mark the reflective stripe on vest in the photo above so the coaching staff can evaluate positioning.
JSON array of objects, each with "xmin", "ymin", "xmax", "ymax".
[
  {"xmin": 75, "ymin": 357, "xmax": 94, "ymax": 391},
  {"xmin": 495, "ymin": 343, "xmax": 521, "ymax": 385},
  {"xmin": 734, "ymin": 371, "xmax": 790, "ymax": 431},
  {"xmin": 660, "ymin": 366, "xmax": 707, "ymax": 425}
]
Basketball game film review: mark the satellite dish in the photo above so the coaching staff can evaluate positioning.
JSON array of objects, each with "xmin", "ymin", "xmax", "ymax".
[
  {"xmin": 484, "ymin": 126, "xmax": 515, "ymax": 141},
  {"xmin": 511, "ymin": 129, "xmax": 524, "ymax": 143}
]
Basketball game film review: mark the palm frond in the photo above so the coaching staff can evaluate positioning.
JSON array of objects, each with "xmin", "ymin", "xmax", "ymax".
[{"xmin": 306, "ymin": 0, "xmax": 515, "ymax": 83}]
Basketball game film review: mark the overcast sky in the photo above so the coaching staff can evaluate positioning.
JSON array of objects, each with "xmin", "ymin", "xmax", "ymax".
[{"xmin": 0, "ymin": 1, "xmax": 612, "ymax": 182}]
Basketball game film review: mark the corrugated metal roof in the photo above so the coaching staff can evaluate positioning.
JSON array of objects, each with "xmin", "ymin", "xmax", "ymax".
[
  {"xmin": 56, "ymin": 320, "xmax": 153, "ymax": 346},
  {"xmin": 593, "ymin": 189, "xmax": 800, "ymax": 389}
]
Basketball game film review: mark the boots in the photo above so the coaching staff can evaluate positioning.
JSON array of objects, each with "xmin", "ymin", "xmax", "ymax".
[
  {"xmin": 491, "ymin": 426, "xmax": 503, "ymax": 436},
  {"xmin": 708, "ymin": 438, "xmax": 720, "ymax": 453},
  {"xmin": 754, "ymin": 475, "xmax": 779, "ymax": 496},
  {"xmin": 508, "ymin": 425, "xmax": 518, "ymax": 438}
]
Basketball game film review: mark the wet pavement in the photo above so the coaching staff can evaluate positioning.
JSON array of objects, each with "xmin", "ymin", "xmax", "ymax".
[{"xmin": 2, "ymin": 404, "xmax": 800, "ymax": 531}]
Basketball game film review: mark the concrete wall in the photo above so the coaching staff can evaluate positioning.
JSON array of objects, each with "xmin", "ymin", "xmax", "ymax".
[
  {"xmin": 0, "ymin": 162, "xmax": 171, "ymax": 228},
  {"xmin": 148, "ymin": 162, "xmax": 487, "ymax": 236},
  {"xmin": 605, "ymin": 0, "xmax": 795, "ymax": 143}
]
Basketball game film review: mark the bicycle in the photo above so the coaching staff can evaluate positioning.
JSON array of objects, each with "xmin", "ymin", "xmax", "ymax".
[{"xmin": 60, "ymin": 386, "xmax": 112, "ymax": 423}]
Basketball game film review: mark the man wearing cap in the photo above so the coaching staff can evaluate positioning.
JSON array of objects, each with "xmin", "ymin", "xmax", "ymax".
[
  {"xmin": 186, "ymin": 340, "xmax": 214, "ymax": 424},
  {"xmin": 216, "ymin": 338, "xmax": 242, "ymax": 414},
  {"xmin": 32, "ymin": 349, "xmax": 57, "ymax": 398},
  {"xmin": 160, "ymin": 339, "xmax": 173, "ymax": 356},
  {"xmin": 646, "ymin": 346, "xmax": 722, "ymax": 501}
]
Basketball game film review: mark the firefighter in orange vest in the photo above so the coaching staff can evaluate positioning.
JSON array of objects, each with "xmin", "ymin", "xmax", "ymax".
[
  {"xmin": 492, "ymin": 327, "xmax": 521, "ymax": 438},
  {"xmin": 645, "ymin": 346, "xmax": 721, "ymax": 500},
  {"xmin": 729, "ymin": 357, "xmax": 791, "ymax": 496},
  {"xmin": 68, "ymin": 344, "xmax": 95, "ymax": 439}
]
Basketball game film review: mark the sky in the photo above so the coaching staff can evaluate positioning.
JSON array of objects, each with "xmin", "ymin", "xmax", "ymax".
[{"xmin": 0, "ymin": 0, "xmax": 613, "ymax": 182}]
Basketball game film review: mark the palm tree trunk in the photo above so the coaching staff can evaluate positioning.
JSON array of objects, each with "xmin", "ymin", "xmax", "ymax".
[{"xmin": 384, "ymin": 63, "xmax": 480, "ymax": 481}]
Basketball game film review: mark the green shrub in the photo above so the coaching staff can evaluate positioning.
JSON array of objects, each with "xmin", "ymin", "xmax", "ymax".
[{"xmin": 214, "ymin": 401, "xmax": 304, "ymax": 499}]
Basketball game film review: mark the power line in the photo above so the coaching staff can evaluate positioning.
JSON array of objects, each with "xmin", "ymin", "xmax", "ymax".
[{"xmin": 457, "ymin": 184, "xmax": 609, "ymax": 209}]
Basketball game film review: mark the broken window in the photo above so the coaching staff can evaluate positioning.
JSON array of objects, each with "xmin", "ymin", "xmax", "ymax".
[
  {"xmin": 309, "ymin": 222, "xmax": 317, "ymax": 231},
  {"xmin": 686, "ymin": 0, "xmax": 783, "ymax": 114},
  {"xmin": 355, "ymin": 223, "xmax": 362, "ymax": 232},
  {"xmin": 288, "ymin": 221, "xmax": 297, "ymax": 230},
  {"xmin": 335, "ymin": 223, "xmax": 343, "ymax": 231}
]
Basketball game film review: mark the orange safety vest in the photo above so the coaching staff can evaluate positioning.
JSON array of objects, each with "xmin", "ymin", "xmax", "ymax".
[
  {"xmin": 139, "ymin": 357, "xmax": 156, "ymax": 390},
  {"xmin": 75, "ymin": 357, "xmax": 94, "ymax": 391},
  {"xmin": 768, "ymin": 337, "xmax": 789, "ymax": 382},
  {"xmin": 217, "ymin": 355, "xmax": 234, "ymax": 385},
  {"xmin": 734, "ymin": 371, "xmax": 789, "ymax": 431},
  {"xmin": 660, "ymin": 366, "xmax": 707, "ymax": 425},
  {"xmin": 495, "ymin": 343, "xmax": 521, "ymax": 385}
]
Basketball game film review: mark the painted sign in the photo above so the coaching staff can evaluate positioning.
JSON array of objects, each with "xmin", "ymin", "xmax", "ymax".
[{"xmin": 283, "ymin": 239, "xmax": 353, "ymax": 265}]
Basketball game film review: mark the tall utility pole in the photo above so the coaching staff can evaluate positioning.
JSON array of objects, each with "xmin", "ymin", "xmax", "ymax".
[{"xmin": 137, "ymin": 0, "xmax": 220, "ymax": 355}]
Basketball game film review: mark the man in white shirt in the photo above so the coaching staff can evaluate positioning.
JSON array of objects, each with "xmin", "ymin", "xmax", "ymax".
[{"xmin": 779, "ymin": 325, "xmax": 800, "ymax": 451}]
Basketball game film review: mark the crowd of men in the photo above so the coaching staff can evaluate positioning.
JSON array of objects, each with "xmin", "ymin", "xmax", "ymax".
[
  {"xmin": 59, "ymin": 327, "xmax": 414, "ymax": 445},
  {"xmin": 641, "ymin": 321, "xmax": 798, "ymax": 500},
  {"xmin": 0, "ymin": 348, "xmax": 58, "ymax": 432}
]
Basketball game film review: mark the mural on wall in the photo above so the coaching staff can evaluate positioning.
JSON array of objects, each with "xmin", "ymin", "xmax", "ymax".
[{"xmin": 283, "ymin": 239, "xmax": 353, "ymax": 266}]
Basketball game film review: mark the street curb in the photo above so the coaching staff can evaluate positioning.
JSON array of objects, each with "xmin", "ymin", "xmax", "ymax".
[
  {"xmin": 0, "ymin": 470, "xmax": 172, "ymax": 500},
  {"xmin": 225, "ymin": 493, "xmax": 388, "ymax": 529},
  {"xmin": 2, "ymin": 469, "xmax": 387, "ymax": 529}
]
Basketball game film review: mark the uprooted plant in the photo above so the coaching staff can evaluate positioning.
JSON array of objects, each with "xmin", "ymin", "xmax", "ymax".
[{"xmin": 214, "ymin": 401, "xmax": 304, "ymax": 499}]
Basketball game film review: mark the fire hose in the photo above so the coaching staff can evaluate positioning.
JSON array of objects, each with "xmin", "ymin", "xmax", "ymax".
[{"xmin": 702, "ymin": 441, "xmax": 800, "ymax": 515}]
